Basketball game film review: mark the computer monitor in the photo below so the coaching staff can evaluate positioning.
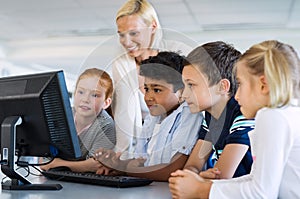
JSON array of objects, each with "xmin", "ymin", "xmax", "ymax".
[{"xmin": 0, "ymin": 70, "xmax": 81, "ymax": 190}]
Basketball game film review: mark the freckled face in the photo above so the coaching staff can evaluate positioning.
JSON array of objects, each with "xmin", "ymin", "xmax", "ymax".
[{"xmin": 73, "ymin": 77, "xmax": 107, "ymax": 118}]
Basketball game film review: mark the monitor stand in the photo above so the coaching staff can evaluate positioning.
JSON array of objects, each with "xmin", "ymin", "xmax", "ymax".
[{"xmin": 1, "ymin": 116, "xmax": 62, "ymax": 190}]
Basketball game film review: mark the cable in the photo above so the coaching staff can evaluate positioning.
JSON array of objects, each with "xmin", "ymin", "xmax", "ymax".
[
  {"xmin": 16, "ymin": 156, "xmax": 55, "ymax": 167},
  {"xmin": 29, "ymin": 157, "xmax": 55, "ymax": 166},
  {"xmin": 0, "ymin": 160, "xmax": 8, "ymax": 165},
  {"xmin": 30, "ymin": 165, "xmax": 44, "ymax": 176}
]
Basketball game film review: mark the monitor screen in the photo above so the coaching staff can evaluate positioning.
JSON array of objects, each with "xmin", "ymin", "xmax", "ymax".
[
  {"xmin": 0, "ymin": 70, "xmax": 81, "ymax": 190},
  {"xmin": 0, "ymin": 70, "xmax": 81, "ymax": 159}
]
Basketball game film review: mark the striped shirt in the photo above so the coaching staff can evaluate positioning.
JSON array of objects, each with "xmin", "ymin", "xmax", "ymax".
[
  {"xmin": 76, "ymin": 109, "xmax": 116, "ymax": 159},
  {"xmin": 198, "ymin": 97, "xmax": 255, "ymax": 177}
]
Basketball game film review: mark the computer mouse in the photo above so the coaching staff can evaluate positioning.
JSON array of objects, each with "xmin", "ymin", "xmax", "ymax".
[{"xmin": 48, "ymin": 166, "xmax": 72, "ymax": 172}]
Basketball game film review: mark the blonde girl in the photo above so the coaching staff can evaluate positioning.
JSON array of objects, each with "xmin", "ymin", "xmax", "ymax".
[{"xmin": 169, "ymin": 40, "xmax": 300, "ymax": 199}]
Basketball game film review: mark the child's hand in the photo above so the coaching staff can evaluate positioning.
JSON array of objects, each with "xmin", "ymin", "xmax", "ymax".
[
  {"xmin": 169, "ymin": 169, "xmax": 207, "ymax": 199},
  {"xmin": 126, "ymin": 157, "xmax": 146, "ymax": 169},
  {"xmin": 199, "ymin": 168, "xmax": 221, "ymax": 179},
  {"xmin": 39, "ymin": 158, "xmax": 64, "ymax": 171},
  {"xmin": 83, "ymin": 158, "xmax": 103, "ymax": 172},
  {"xmin": 94, "ymin": 148, "xmax": 124, "ymax": 171},
  {"xmin": 94, "ymin": 148, "xmax": 117, "ymax": 159},
  {"xmin": 96, "ymin": 165, "xmax": 113, "ymax": 175}
]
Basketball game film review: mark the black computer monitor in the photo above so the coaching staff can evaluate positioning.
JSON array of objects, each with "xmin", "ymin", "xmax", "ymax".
[{"xmin": 0, "ymin": 70, "xmax": 81, "ymax": 190}]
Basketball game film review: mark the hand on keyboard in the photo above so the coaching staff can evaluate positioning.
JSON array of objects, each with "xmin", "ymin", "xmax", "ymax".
[
  {"xmin": 126, "ymin": 158, "xmax": 146, "ymax": 170},
  {"xmin": 94, "ymin": 148, "xmax": 147, "ymax": 175},
  {"xmin": 95, "ymin": 165, "xmax": 125, "ymax": 176},
  {"xmin": 94, "ymin": 148, "xmax": 127, "ymax": 172}
]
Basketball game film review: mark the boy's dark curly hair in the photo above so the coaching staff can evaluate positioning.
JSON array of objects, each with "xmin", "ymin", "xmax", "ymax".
[{"xmin": 140, "ymin": 51, "xmax": 185, "ymax": 92}]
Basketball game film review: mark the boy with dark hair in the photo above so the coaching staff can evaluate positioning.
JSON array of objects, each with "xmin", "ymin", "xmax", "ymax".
[{"xmin": 95, "ymin": 51, "xmax": 203, "ymax": 181}]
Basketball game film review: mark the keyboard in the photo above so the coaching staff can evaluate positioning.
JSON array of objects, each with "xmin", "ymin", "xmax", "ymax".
[{"xmin": 42, "ymin": 170, "xmax": 153, "ymax": 188}]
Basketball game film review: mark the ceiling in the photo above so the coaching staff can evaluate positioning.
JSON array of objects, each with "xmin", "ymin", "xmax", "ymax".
[{"xmin": 0, "ymin": 0, "xmax": 300, "ymax": 90}]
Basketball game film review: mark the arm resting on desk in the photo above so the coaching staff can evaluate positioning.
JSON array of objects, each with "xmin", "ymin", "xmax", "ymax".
[
  {"xmin": 126, "ymin": 153, "xmax": 188, "ymax": 182},
  {"xmin": 40, "ymin": 158, "xmax": 103, "ymax": 173}
]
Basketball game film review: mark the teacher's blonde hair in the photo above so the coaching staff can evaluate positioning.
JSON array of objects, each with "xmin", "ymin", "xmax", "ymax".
[
  {"xmin": 116, "ymin": 0, "xmax": 162, "ymax": 48},
  {"xmin": 116, "ymin": 0, "xmax": 161, "ymax": 29}
]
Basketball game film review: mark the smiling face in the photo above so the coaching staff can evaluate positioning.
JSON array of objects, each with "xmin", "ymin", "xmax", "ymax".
[
  {"xmin": 117, "ymin": 14, "xmax": 155, "ymax": 59},
  {"xmin": 182, "ymin": 65, "xmax": 221, "ymax": 114},
  {"xmin": 234, "ymin": 60, "xmax": 269, "ymax": 118},
  {"xmin": 144, "ymin": 77, "xmax": 179, "ymax": 116},
  {"xmin": 73, "ymin": 77, "xmax": 109, "ymax": 119}
]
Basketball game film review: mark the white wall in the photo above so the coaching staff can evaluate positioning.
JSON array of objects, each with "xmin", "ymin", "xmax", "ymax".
[{"xmin": 1, "ymin": 28, "xmax": 300, "ymax": 92}]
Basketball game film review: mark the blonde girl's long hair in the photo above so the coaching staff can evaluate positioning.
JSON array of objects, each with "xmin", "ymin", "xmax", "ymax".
[{"xmin": 240, "ymin": 40, "xmax": 300, "ymax": 107}]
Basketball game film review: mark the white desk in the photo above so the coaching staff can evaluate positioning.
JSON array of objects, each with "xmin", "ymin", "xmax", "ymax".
[{"xmin": 0, "ymin": 171, "xmax": 172, "ymax": 199}]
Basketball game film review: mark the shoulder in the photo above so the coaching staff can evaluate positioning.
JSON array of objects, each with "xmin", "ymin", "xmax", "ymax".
[
  {"xmin": 255, "ymin": 107, "xmax": 286, "ymax": 126},
  {"xmin": 256, "ymin": 106, "xmax": 300, "ymax": 128},
  {"xmin": 111, "ymin": 53, "xmax": 136, "ymax": 75},
  {"xmin": 253, "ymin": 106, "xmax": 300, "ymax": 147},
  {"xmin": 223, "ymin": 97, "xmax": 243, "ymax": 128},
  {"xmin": 96, "ymin": 110, "xmax": 114, "ymax": 126},
  {"xmin": 230, "ymin": 115, "xmax": 255, "ymax": 134},
  {"xmin": 112, "ymin": 53, "xmax": 131, "ymax": 63},
  {"xmin": 256, "ymin": 106, "xmax": 296, "ymax": 118},
  {"xmin": 143, "ymin": 114, "xmax": 161, "ymax": 127},
  {"xmin": 99, "ymin": 109, "xmax": 113, "ymax": 119},
  {"xmin": 159, "ymin": 39, "xmax": 194, "ymax": 56},
  {"xmin": 226, "ymin": 97, "xmax": 241, "ymax": 115},
  {"xmin": 224, "ymin": 114, "xmax": 254, "ymax": 145},
  {"xmin": 227, "ymin": 98, "xmax": 254, "ymax": 135}
]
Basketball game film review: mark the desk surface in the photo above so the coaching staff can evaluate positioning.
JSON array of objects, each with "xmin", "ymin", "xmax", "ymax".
[{"xmin": 0, "ymin": 170, "xmax": 172, "ymax": 199}]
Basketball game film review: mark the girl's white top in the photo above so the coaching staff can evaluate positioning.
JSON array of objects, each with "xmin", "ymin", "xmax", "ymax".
[{"xmin": 210, "ymin": 105, "xmax": 300, "ymax": 199}]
